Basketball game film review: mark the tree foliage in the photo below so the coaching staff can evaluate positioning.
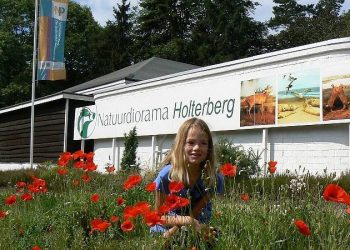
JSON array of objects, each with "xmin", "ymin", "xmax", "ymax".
[
  {"xmin": 104, "ymin": 0, "xmax": 135, "ymax": 71},
  {"xmin": 120, "ymin": 127, "xmax": 139, "ymax": 171},
  {"xmin": 268, "ymin": 0, "xmax": 347, "ymax": 50},
  {"xmin": 0, "ymin": 0, "xmax": 350, "ymax": 107}
]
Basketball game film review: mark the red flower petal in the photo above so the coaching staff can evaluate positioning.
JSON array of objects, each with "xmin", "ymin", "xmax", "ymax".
[
  {"xmin": 145, "ymin": 182, "xmax": 156, "ymax": 192},
  {"xmin": 169, "ymin": 181, "xmax": 184, "ymax": 193},
  {"xmin": 90, "ymin": 218, "xmax": 111, "ymax": 233},
  {"xmin": 143, "ymin": 210, "xmax": 164, "ymax": 227},
  {"xmin": 220, "ymin": 163, "xmax": 237, "ymax": 177},
  {"xmin": 105, "ymin": 165, "xmax": 115, "ymax": 173},
  {"xmin": 121, "ymin": 220, "xmax": 134, "ymax": 232},
  {"xmin": 57, "ymin": 168, "xmax": 69, "ymax": 176},
  {"xmin": 0, "ymin": 210, "xmax": 8, "ymax": 219},
  {"xmin": 268, "ymin": 166, "xmax": 277, "ymax": 174},
  {"xmin": 123, "ymin": 175, "xmax": 142, "ymax": 190},
  {"xmin": 110, "ymin": 215, "xmax": 119, "ymax": 223},
  {"xmin": 21, "ymin": 193, "xmax": 33, "ymax": 201},
  {"xmin": 16, "ymin": 181, "xmax": 26, "ymax": 188},
  {"xmin": 294, "ymin": 219, "xmax": 311, "ymax": 236},
  {"xmin": 72, "ymin": 150, "xmax": 85, "ymax": 160},
  {"xmin": 323, "ymin": 184, "xmax": 350, "ymax": 205},
  {"xmin": 240, "ymin": 193, "xmax": 249, "ymax": 202},
  {"xmin": 90, "ymin": 193, "xmax": 100, "ymax": 202},
  {"xmin": 268, "ymin": 160, "xmax": 277, "ymax": 168},
  {"xmin": 116, "ymin": 197, "xmax": 125, "ymax": 205},
  {"xmin": 81, "ymin": 173, "xmax": 90, "ymax": 183},
  {"xmin": 5, "ymin": 195, "xmax": 16, "ymax": 205}
]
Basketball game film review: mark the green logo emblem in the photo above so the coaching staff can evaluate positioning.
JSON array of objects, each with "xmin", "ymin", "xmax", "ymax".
[{"xmin": 77, "ymin": 107, "xmax": 96, "ymax": 138}]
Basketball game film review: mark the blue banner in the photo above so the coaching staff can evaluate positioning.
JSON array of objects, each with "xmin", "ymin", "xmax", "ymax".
[{"xmin": 37, "ymin": 0, "xmax": 68, "ymax": 81}]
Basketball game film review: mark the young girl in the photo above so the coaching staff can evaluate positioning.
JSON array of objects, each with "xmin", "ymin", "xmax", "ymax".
[{"xmin": 150, "ymin": 118, "xmax": 224, "ymax": 239}]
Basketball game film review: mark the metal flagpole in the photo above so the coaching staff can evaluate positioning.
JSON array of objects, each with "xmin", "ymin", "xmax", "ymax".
[{"xmin": 30, "ymin": 0, "xmax": 39, "ymax": 168}]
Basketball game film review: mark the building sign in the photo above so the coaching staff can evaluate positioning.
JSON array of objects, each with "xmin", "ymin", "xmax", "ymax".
[
  {"xmin": 74, "ymin": 60, "xmax": 350, "ymax": 140},
  {"xmin": 74, "ymin": 75, "xmax": 239, "ymax": 139}
]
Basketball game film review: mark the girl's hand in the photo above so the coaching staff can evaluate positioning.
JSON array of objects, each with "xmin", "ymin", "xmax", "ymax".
[{"xmin": 163, "ymin": 226, "xmax": 179, "ymax": 238}]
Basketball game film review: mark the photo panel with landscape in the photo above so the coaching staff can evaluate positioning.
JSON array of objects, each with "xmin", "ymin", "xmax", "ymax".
[
  {"xmin": 322, "ymin": 64, "xmax": 350, "ymax": 121},
  {"xmin": 240, "ymin": 76, "xmax": 276, "ymax": 127},
  {"xmin": 277, "ymin": 69, "xmax": 321, "ymax": 125}
]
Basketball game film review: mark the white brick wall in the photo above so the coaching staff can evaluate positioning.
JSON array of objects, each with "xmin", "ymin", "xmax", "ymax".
[{"xmin": 92, "ymin": 123, "xmax": 349, "ymax": 176}]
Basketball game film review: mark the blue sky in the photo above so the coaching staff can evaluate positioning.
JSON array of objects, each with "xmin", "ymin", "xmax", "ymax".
[{"xmin": 74, "ymin": 0, "xmax": 350, "ymax": 27}]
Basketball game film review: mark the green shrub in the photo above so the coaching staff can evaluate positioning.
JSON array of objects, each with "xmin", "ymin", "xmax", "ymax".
[
  {"xmin": 215, "ymin": 137, "xmax": 262, "ymax": 177},
  {"xmin": 120, "ymin": 127, "xmax": 140, "ymax": 171}
]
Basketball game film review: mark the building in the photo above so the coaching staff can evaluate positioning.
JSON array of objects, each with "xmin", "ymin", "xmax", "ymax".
[
  {"xmin": 0, "ymin": 57, "xmax": 199, "ymax": 170},
  {"xmin": 73, "ymin": 38, "xmax": 350, "ymax": 176}
]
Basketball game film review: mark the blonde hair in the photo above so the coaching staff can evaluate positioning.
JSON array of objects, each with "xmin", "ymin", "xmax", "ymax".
[{"xmin": 161, "ymin": 118, "xmax": 216, "ymax": 188}]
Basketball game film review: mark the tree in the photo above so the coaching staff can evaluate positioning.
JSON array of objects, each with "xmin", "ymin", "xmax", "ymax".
[
  {"xmin": 0, "ymin": 0, "xmax": 34, "ymax": 106},
  {"xmin": 134, "ymin": 0, "xmax": 198, "ymax": 63},
  {"xmin": 0, "ymin": 0, "xmax": 107, "ymax": 106},
  {"xmin": 189, "ymin": 0, "xmax": 267, "ymax": 65},
  {"xmin": 311, "ymin": 0, "xmax": 345, "ymax": 41},
  {"xmin": 103, "ymin": 0, "xmax": 135, "ymax": 71},
  {"xmin": 120, "ymin": 127, "xmax": 139, "ymax": 171},
  {"xmin": 268, "ymin": 0, "xmax": 346, "ymax": 51}
]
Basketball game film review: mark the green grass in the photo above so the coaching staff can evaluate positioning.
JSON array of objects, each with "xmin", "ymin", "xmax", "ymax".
[{"xmin": 0, "ymin": 164, "xmax": 350, "ymax": 249}]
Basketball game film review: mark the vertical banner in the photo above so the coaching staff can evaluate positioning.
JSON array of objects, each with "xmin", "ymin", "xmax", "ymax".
[{"xmin": 37, "ymin": 0, "xmax": 68, "ymax": 81}]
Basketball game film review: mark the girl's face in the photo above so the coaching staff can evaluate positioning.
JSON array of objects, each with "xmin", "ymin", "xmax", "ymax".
[{"xmin": 184, "ymin": 126, "xmax": 209, "ymax": 168}]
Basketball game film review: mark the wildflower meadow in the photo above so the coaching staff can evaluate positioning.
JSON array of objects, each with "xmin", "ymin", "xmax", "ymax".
[{"xmin": 0, "ymin": 150, "xmax": 350, "ymax": 249}]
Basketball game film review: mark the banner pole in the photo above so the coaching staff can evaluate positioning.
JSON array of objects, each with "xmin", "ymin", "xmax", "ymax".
[{"xmin": 30, "ymin": 0, "xmax": 39, "ymax": 168}]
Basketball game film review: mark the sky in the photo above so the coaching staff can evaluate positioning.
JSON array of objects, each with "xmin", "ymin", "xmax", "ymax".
[{"xmin": 74, "ymin": 0, "xmax": 350, "ymax": 27}]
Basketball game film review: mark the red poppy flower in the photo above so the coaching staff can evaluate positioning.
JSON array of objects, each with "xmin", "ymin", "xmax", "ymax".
[
  {"xmin": 145, "ymin": 182, "xmax": 156, "ymax": 192},
  {"xmin": 165, "ymin": 194, "xmax": 190, "ymax": 210},
  {"xmin": 85, "ymin": 152, "xmax": 94, "ymax": 161},
  {"xmin": 268, "ymin": 161, "xmax": 277, "ymax": 168},
  {"xmin": 323, "ymin": 184, "xmax": 350, "ymax": 205},
  {"xmin": 178, "ymin": 197, "xmax": 190, "ymax": 207},
  {"xmin": 143, "ymin": 210, "xmax": 164, "ymax": 227},
  {"xmin": 28, "ymin": 177, "xmax": 47, "ymax": 193},
  {"xmin": 116, "ymin": 197, "xmax": 125, "ymax": 205},
  {"xmin": 268, "ymin": 166, "xmax": 276, "ymax": 174},
  {"xmin": 134, "ymin": 201, "xmax": 151, "ymax": 213},
  {"xmin": 169, "ymin": 181, "xmax": 184, "ymax": 193},
  {"xmin": 121, "ymin": 220, "xmax": 134, "ymax": 232},
  {"xmin": 58, "ymin": 152, "xmax": 72, "ymax": 166},
  {"xmin": 90, "ymin": 218, "xmax": 111, "ymax": 233},
  {"xmin": 158, "ymin": 204, "xmax": 171, "ymax": 214},
  {"xmin": 5, "ymin": 195, "xmax": 16, "ymax": 205},
  {"xmin": 84, "ymin": 161, "xmax": 97, "ymax": 172},
  {"xmin": 294, "ymin": 219, "xmax": 311, "ymax": 236},
  {"xmin": 124, "ymin": 206, "xmax": 142, "ymax": 220},
  {"xmin": 123, "ymin": 175, "xmax": 142, "ymax": 190},
  {"xmin": 81, "ymin": 173, "xmax": 90, "ymax": 183},
  {"xmin": 90, "ymin": 193, "xmax": 100, "ymax": 202},
  {"xmin": 105, "ymin": 165, "xmax": 115, "ymax": 173},
  {"xmin": 57, "ymin": 168, "xmax": 68, "ymax": 176},
  {"xmin": 74, "ymin": 160, "xmax": 85, "ymax": 169},
  {"xmin": 110, "ymin": 215, "xmax": 119, "ymax": 223},
  {"xmin": 0, "ymin": 210, "xmax": 8, "ymax": 219},
  {"xmin": 32, "ymin": 246, "xmax": 42, "ymax": 250},
  {"xmin": 73, "ymin": 150, "xmax": 85, "ymax": 160},
  {"xmin": 240, "ymin": 193, "xmax": 249, "ymax": 202},
  {"xmin": 16, "ymin": 181, "xmax": 26, "ymax": 189},
  {"xmin": 21, "ymin": 193, "xmax": 33, "ymax": 201},
  {"xmin": 220, "ymin": 163, "xmax": 237, "ymax": 177}
]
